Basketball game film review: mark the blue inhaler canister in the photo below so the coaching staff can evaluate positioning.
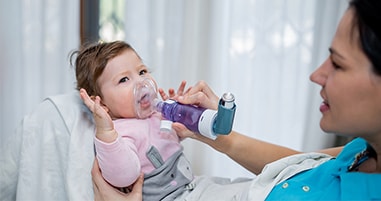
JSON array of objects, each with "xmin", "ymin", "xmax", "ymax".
[
  {"xmin": 213, "ymin": 92, "xmax": 236, "ymax": 135},
  {"xmin": 188, "ymin": 92, "xmax": 236, "ymax": 139}
]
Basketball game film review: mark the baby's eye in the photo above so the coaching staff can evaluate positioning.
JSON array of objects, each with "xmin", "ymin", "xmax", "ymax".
[
  {"xmin": 139, "ymin": 69, "xmax": 148, "ymax": 75},
  {"xmin": 119, "ymin": 77, "xmax": 129, "ymax": 83}
]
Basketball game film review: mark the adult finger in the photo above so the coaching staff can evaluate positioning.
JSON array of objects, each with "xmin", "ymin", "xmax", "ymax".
[
  {"xmin": 128, "ymin": 173, "xmax": 144, "ymax": 200},
  {"xmin": 91, "ymin": 159, "xmax": 105, "ymax": 187},
  {"xmin": 178, "ymin": 81, "xmax": 219, "ymax": 109},
  {"xmin": 172, "ymin": 122, "xmax": 197, "ymax": 140}
]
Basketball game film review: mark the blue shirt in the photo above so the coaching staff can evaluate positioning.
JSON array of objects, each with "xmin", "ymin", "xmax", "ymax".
[{"xmin": 266, "ymin": 138, "xmax": 381, "ymax": 200}]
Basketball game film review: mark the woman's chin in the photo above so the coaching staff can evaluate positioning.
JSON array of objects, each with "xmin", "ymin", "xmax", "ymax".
[{"xmin": 319, "ymin": 120, "xmax": 331, "ymax": 133}]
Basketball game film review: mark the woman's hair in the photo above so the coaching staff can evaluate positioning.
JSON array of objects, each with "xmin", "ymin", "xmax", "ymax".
[
  {"xmin": 70, "ymin": 41, "xmax": 140, "ymax": 97},
  {"xmin": 349, "ymin": 0, "xmax": 381, "ymax": 75}
]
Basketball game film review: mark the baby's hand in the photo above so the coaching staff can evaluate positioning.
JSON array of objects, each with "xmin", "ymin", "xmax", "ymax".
[
  {"xmin": 79, "ymin": 89, "xmax": 117, "ymax": 143},
  {"xmin": 159, "ymin": 80, "xmax": 190, "ymax": 101}
]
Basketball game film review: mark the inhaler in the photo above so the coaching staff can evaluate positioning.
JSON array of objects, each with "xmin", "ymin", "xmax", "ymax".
[{"xmin": 134, "ymin": 78, "xmax": 236, "ymax": 140}]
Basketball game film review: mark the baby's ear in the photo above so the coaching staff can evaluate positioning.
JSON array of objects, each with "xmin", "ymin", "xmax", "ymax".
[
  {"xmin": 90, "ymin": 95, "xmax": 97, "ymax": 101},
  {"xmin": 99, "ymin": 100, "xmax": 110, "ymax": 113},
  {"xmin": 90, "ymin": 95, "xmax": 110, "ymax": 113}
]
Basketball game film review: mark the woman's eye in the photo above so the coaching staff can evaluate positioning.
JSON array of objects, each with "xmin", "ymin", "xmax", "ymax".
[
  {"xmin": 119, "ymin": 77, "xmax": 129, "ymax": 83},
  {"xmin": 331, "ymin": 61, "xmax": 341, "ymax": 70}
]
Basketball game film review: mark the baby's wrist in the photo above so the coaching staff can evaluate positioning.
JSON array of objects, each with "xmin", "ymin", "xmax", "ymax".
[{"xmin": 96, "ymin": 129, "xmax": 118, "ymax": 143}]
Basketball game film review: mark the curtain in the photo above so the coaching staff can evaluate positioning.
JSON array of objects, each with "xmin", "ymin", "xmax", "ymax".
[
  {"xmin": 0, "ymin": 0, "xmax": 79, "ymax": 154},
  {"xmin": 122, "ymin": 0, "xmax": 348, "ymax": 178},
  {"xmin": 0, "ymin": 0, "xmax": 348, "ymax": 180}
]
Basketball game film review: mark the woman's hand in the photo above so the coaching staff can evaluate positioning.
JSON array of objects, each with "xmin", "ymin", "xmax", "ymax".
[
  {"xmin": 159, "ymin": 80, "xmax": 220, "ymax": 140},
  {"xmin": 92, "ymin": 159, "xmax": 144, "ymax": 201},
  {"xmin": 79, "ymin": 89, "xmax": 117, "ymax": 143},
  {"xmin": 177, "ymin": 80, "xmax": 219, "ymax": 110},
  {"xmin": 159, "ymin": 80, "xmax": 219, "ymax": 109}
]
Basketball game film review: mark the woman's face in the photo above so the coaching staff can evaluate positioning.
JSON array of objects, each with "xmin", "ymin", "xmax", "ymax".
[
  {"xmin": 97, "ymin": 49, "xmax": 156, "ymax": 119},
  {"xmin": 310, "ymin": 8, "xmax": 381, "ymax": 139}
]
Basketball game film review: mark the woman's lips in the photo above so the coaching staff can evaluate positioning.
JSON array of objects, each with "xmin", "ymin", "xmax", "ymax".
[{"xmin": 319, "ymin": 101, "xmax": 330, "ymax": 113}]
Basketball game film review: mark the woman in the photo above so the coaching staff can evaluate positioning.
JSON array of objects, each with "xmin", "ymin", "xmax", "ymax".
[{"xmin": 95, "ymin": 0, "xmax": 381, "ymax": 200}]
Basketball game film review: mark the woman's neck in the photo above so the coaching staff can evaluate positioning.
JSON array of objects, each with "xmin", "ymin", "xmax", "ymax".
[
  {"xmin": 357, "ymin": 157, "xmax": 379, "ymax": 173},
  {"xmin": 358, "ymin": 137, "xmax": 381, "ymax": 173}
]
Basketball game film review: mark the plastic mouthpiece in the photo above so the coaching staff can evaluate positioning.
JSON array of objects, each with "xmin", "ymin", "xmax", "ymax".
[{"xmin": 134, "ymin": 78, "xmax": 158, "ymax": 119}]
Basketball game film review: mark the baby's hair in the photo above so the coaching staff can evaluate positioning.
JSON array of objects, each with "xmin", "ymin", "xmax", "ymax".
[{"xmin": 70, "ymin": 41, "xmax": 139, "ymax": 97}]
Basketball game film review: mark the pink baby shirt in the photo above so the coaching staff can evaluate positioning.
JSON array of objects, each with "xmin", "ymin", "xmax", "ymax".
[{"xmin": 94, "ymin": 112, "xmax": 182, "ymax": 187}]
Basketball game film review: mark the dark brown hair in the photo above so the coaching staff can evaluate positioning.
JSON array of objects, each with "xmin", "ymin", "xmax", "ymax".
[{"xmin": 349, "ymin": 0, "xmax": 381, "ymax": 75}]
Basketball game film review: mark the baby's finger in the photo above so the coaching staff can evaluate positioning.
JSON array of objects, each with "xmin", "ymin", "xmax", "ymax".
[
  {"xmin": 168, "ymin": 88, "xmax": 176, "ymax": 98},
  {"xmin": 176, "ymin": 80, "xmax": 187, "ymax": 96},
  {"xmin": 158, "ymin": 88, "xmax": 169, "ymax": 100},
  {"xmin": 93, "ymin": 96, "xmax": 104, "ymax": 116},
  {"xmin": 80, "ymin": 89, "xmax": 96, "ymax": 112}
]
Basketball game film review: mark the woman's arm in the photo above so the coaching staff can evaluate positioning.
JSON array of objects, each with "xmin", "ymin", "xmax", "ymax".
[
  {"xmin": 206, "ymin": 132, "xmax": 301, "ymax": 175},
  {"xmin": 317, "ymin": 146, "xmax": 343, "ymax": 156},
  {"xmin": 173, "ymin": 122, "xmax": 300, "ymax": 174},
  {"xmin": 167, "ymin": 80, "xmax": 342, "ymax": 175},
  {"xmin": 174, "ymin": 123, "xmax": 343, "ymax": 175}
]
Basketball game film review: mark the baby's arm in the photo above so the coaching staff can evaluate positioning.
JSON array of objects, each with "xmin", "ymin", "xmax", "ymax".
[
  {"xmin": 79, "ymin": 89, "xmax": 117, "ymax": 143},
  {"xmin": 94, "ymin": 136, "xmax": 141, "ymax": 188},
  {"xmin": 79, "ymin": 89, "xmax": 140, "ymax": 187}
]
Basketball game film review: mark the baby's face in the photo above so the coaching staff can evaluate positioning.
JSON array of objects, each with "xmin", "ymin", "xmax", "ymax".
[{"xmin": 97, "ymin": 49, "xmax": 156, "ymax": 119}]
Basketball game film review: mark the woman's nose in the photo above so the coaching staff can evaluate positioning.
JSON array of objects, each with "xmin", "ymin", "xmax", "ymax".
[{"xmin": 310, "ymin": 58, "xmax": 329, "ymax": 86}]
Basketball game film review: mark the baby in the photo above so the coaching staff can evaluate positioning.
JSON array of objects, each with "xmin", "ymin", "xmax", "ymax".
[{"xmin": 72, "ymin": 41, "xmax": 193, "ymax": 200}]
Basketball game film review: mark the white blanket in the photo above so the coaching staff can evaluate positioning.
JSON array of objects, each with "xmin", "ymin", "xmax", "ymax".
[
  {"xmin": 248, "ymin": 152, "xmax": 332, "ymax": 200},
  {"xmin": 171, "ymin": 152, "xmax": 332, "ymax": 201},
  {"xmin": 1, "ymin": 91, "xmax": 96, "ymax": 201}
]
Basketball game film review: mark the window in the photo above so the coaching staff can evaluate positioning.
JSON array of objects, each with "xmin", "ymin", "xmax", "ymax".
[
  {"xmin": 80, "ymin": 0, "xmax": 125, "ymax": 44},
  {"xmin": 99, "ymin": 0, "xmax": 125, "ymax": 41}
]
